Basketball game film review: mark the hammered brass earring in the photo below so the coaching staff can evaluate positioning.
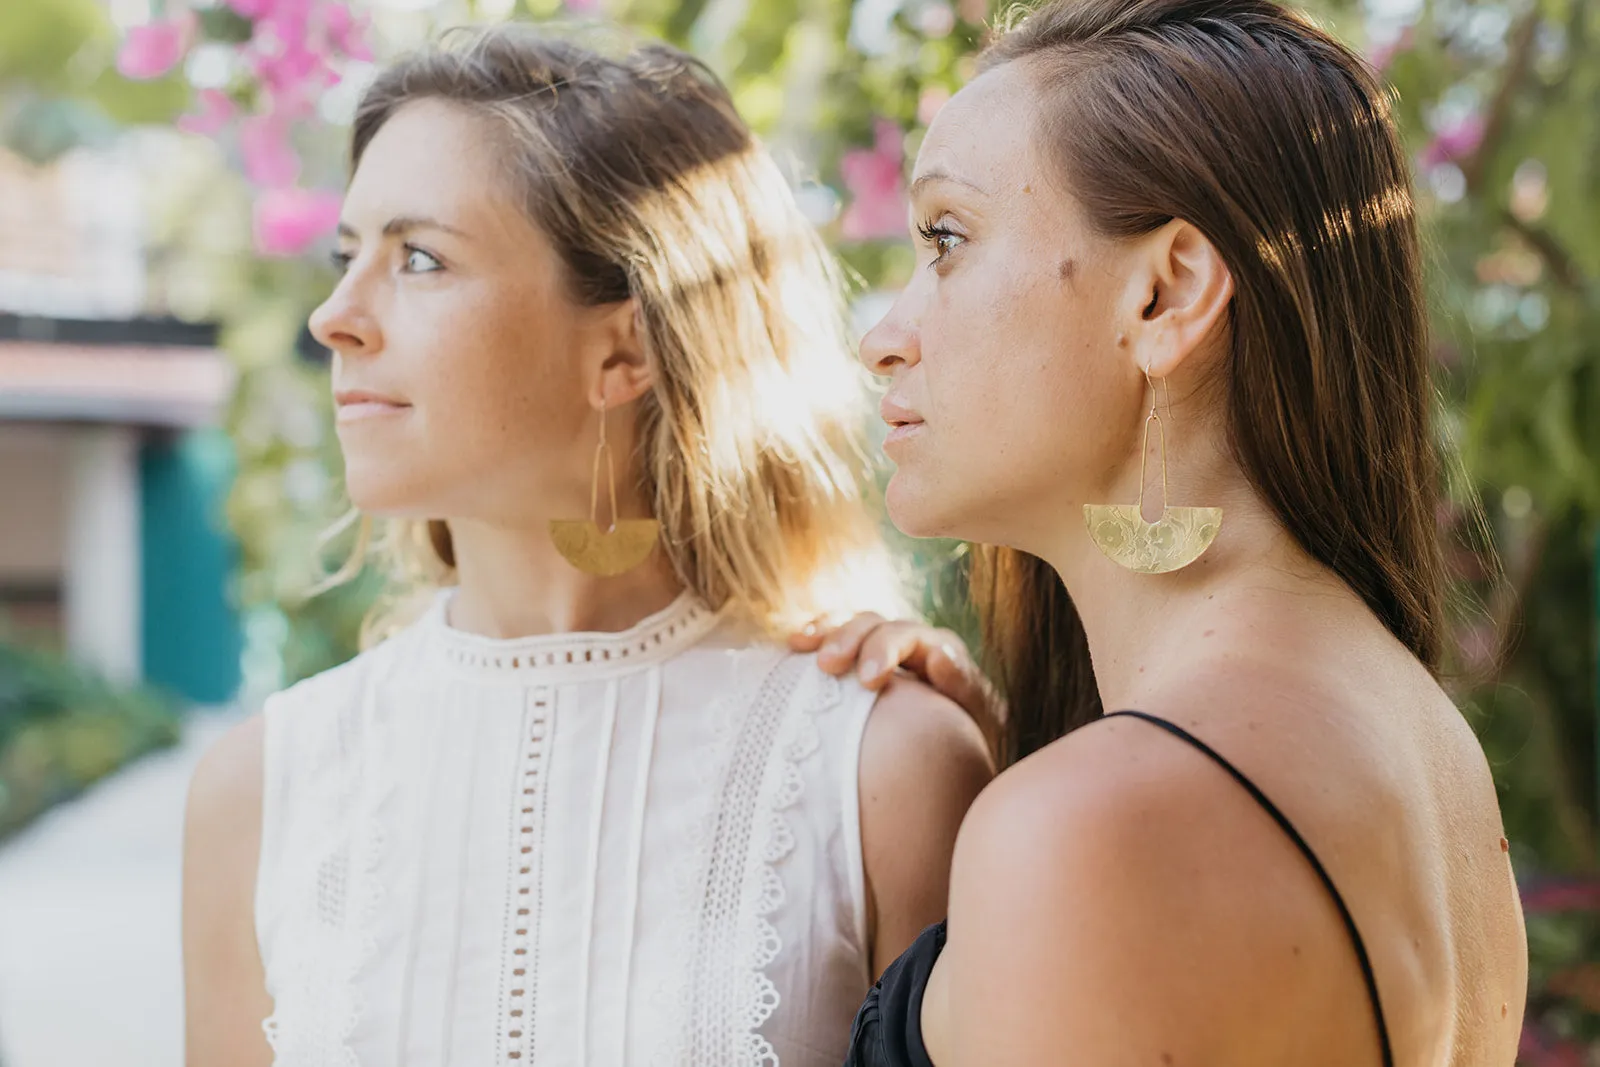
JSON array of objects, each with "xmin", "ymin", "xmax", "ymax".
[
  {"xmin": 1083, "ymin": 368, "xmax": 1222, "ymax": 574},
  {"xmin": 549, "ymin": 406, "xmax": 660, "ymax": 577}
]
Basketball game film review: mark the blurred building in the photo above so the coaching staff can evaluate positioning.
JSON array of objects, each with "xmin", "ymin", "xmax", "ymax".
[{"xmin": 0, "ymin": 144, "xmax": 241, "ymax": 704}]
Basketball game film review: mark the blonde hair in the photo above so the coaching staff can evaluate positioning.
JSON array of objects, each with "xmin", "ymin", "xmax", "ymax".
[{"xmin": 323, "ymin": 24, "xmax": 907, "ymax": 644}]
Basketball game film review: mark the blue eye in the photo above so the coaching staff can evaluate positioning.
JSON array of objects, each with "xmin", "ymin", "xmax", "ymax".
[{"xmin": 404, "ymin": 246, "xmax": 443, "ymax": 273}]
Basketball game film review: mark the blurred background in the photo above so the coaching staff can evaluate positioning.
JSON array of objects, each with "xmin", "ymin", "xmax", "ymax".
[{"xmin": 0, "ymin": 0, "xmax": 1594, "ymax": 1062}]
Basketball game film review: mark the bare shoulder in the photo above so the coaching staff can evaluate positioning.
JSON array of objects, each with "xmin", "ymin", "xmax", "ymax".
[
  {"xmin": 948, "ymin": 712, "xmax": 1266, "ymax": 901},
  {"xmin": 858, "ymin": 676, "xmax": 993, "ymax": 973},
  {"xmin": 858, "ymin": 674, "xmax": 994, "ymax": 865},
  {"xmin": 185, "ymin": 712, "xmax": 266, "ymax": 883},
  {"xmin": 184, "ymin": 713, "xmax": 275, "ymax": 1065},
  {"xmin": 860, "ymin": 673, "xmax": 994, "ymax": 789},
  {"xmin": 189, "ymin": 713, "xmax": 264, "ymax": 824},
  {"xmin": 937, "ymin": 715, "xmax": 1385, "ymax": 1065}
]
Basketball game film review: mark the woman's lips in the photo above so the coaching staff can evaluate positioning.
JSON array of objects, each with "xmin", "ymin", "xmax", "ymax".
[
  {"xmin": 884, "ymin": 421, "xmax": 925, "ymax": 449},
  {"xmin": 336, "ymin": 401, "xmax": 409, "ymax": 423},
  {"xmin": 880, "ymin": 396, "xmax": 924, "ymax": 450},
  {"xmin": 334, "ymin": 390, "xmax": 411, "ymax": 423}
]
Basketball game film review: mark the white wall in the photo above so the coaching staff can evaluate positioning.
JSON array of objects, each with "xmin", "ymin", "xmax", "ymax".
[{"xmin": 62, "ymin": 426, "xmax": 142, "ymax": 684}]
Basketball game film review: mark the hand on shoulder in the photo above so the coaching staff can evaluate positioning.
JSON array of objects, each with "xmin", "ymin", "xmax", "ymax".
[{"xmin": 790, "ymin": 611, "xmax": 1003, "ymax": 753}]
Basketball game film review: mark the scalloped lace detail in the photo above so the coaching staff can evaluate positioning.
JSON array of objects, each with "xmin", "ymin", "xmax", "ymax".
[
  {"xmin": 655, "ymin": 656, "xmax": 841, "ymax": 1067},
  {"xmin": 742, "ymin": 670, "xmax": 839, "ymax": 1066}
]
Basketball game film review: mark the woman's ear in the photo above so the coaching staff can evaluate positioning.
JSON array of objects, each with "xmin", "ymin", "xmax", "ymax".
[
  {"xmin": 590, "ymin": 298, "xmax": 653, "ymax": 409},
  {"xmin": 1127, "ymin": 220, "xmax": 1234, "ymax": 380}
]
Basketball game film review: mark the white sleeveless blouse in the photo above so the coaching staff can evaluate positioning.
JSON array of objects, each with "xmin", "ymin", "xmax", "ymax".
[{"xmin": 255, "ymin": 590, "xmax": 877, "ymax": 1067}]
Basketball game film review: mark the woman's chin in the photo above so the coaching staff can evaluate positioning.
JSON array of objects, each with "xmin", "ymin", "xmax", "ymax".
[
  {"xmin": 343, "ymin": 473, "xmax": 430, "ymax": 517},
  {"xmin": 884, "ymin": 475, "xmax": 952, "ymax": 540}
]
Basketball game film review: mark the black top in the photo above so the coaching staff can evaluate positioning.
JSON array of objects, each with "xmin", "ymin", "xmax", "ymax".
[{"xmin": 843, "ymin": 710, "xmax": 1395, "ymax": 1067}]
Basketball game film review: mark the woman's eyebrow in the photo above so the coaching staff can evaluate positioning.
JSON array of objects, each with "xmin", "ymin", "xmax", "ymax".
[
  {"xmin": 909, "ymin": 169, "xmax": 990, "ymax": 199},
  {"xmin": 336, "ymin": 215, "xmax": 472, "ymax": 240}
]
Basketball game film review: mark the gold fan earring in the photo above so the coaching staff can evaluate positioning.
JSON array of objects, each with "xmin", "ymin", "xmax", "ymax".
[
  {"xmin": 549, "ymin": 405, "xmax": 661, "ymax": 577},
  {"xmin": 1083, "ymin": 367, "xmax": 1222, "ymax": 574}
]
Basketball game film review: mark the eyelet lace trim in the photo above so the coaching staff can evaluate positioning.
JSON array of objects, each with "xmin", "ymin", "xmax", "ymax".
[
  {"xmin": 659, "ymin": 655, "xmax": 841, "ymax": 1066},
  {"xmin": 432, "ymin": 592, "xmax": 715, "ymax": 676},
  {"xmin": 498, "ymin": 686, "xmax": 554, "ymax": 1062}
]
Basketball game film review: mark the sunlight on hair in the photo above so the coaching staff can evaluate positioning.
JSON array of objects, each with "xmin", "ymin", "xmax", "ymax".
[{"xmin": 317, "ymin": 27, "xmax": 912, "ymax": 645}]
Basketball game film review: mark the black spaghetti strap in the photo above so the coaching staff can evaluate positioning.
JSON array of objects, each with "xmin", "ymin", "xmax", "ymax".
[{"xmin": 1102, "ymin": 710, "xmax": 1395, "ymax": 1067}]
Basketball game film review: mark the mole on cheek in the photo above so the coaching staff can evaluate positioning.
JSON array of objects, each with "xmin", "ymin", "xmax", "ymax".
[{"xmin": 1058, "ymin": 257, "xmax": 1077, "ymax": 282}]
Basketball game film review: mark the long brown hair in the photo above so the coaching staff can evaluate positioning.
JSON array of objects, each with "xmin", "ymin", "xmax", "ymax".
[
  {"xmin": 323, "ymin": 25, "xmax": 908, "ymax": 641},
  {"xmin": 975, "ymin": 0, "xmax": 1448, "ymax": 765}
]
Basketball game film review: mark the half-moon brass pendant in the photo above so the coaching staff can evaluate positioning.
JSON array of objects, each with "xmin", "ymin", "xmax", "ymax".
[
  {"xmin": 1083, "ymin": 504, "xmax": 1222, "ymax": 575},
  {"xmin": 549, "ymin": 518, "xmax": 661, "ymax": 578}
]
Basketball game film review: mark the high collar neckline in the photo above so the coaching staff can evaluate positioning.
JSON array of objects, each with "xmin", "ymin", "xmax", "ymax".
[{"xmin": 422, "ymin": 588, "xmax": 718, "ymax": 680}]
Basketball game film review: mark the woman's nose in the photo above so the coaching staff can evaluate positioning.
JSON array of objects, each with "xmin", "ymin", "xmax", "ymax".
[
  {"xmin": 308, "ymin": 279, "xmax": 381, "ymax": 358},
  {"xmin": 857, "ymin": 294, "xmax": 921, "ymax": 377}
]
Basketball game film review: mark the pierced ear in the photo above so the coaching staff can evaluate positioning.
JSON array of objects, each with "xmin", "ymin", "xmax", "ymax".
[
  {"xmin": 1134, "ymin": 220, "xmax": 1233, "ymax": 380},
  {"xmin": 591, "ymin": 298, "xmax": 654, "ymax": 409}
]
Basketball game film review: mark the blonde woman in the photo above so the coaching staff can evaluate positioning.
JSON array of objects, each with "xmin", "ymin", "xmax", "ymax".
[{"xmin": 180, "ymin": 27, "xmax": 990, "ymax": 1067}]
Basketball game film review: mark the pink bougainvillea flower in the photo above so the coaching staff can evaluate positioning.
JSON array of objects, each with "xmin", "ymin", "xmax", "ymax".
[
  {"xmin": 565, "ymin": 0, "xmax": 606, "ymax": 12},
  {"xmin": 178, "ymin": 89, "xmax": 238, "ymax": 137},
  {"xmin": 226, "ymin": 0, "xmax": 317, "ymax": 21},
  {"xmin": 1421, "ymin": 113, "xmax": 1485, "ymax": 168},
  {"xmin": 254, "ymin": 186, "xmax": 342, "ymax": 257},
  {"xmin": 254, "ymin": 44, "xmax": 337, "ymax": 100},
  {"xmin": 840, "ymin": 119, "xmax": 909, "ymax": 241},
  {"xmin": 322, "ymin": 3, "xmax": 374, "ymax": 62},
  {"xmin": 116, "ymin": 16, "xmax": 193, "ymax": 80},
  {"xmin": 239, "ymin": 114, "xmax": 301, "ymax": 188}
]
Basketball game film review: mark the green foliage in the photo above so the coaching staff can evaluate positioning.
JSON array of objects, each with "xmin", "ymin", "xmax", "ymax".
[
  {"xmin": 0, "ymin": 0, "xmax": 189, "ymax": 163},
  {"xmin": 1383, "ymin": 0, "xmax": 1600, "ymax": 879},
  {"xmin": 0, "ymin": 636, "xmax": 181, "ymax": 841}
]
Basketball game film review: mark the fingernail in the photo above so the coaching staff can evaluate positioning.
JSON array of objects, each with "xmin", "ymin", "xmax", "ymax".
[
  {"xmin": 860, "ymin": 659, "xmax": 880, "ymax": 682},
  {"xmin": 802, "ymin": 622, "xmax": 819, "ymax": 637}
]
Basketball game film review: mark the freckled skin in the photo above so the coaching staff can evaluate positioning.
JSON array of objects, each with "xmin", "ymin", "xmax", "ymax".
[
  {"xmin": 311, "ymin": 100, "xmax": 624, "ymax": 526},
  {"xmin": 860, "ymin": 72, "xmax": 1143, "ymax": 550}
]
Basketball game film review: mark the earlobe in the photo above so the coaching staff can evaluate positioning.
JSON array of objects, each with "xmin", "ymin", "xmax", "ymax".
[
  {"xmin": 1133, "ymin": 323, "xmax": 1182, "ymax": 380},
  {"xmin": 593, "ymin": 360, "xmax": 654, "ymax": 410}
]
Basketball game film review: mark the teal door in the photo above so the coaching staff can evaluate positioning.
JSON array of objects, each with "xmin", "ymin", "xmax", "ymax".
[{"xmin": 139, "ymin": 428, "xmax": 241, "ymax": 705}]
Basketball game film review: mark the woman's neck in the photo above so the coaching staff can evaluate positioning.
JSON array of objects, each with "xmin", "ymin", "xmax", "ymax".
[
  {"xmin": 1041, "ymin": 483, "xmax": 1354, "ymax": 713},
  {"xmin": 445, "ymin": 517, "xmax": 684, "ymax": 639}
]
